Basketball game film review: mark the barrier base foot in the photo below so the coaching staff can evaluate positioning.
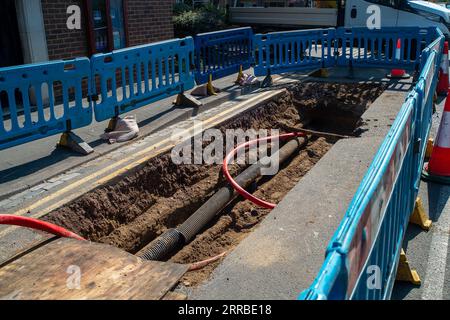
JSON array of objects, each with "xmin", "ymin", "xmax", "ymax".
[
  {"xmin": 387, "ymin": 73, "xmax": 410, "ymax": 79},
  {"xmin": 105, "ymin": 117, "xmax": 118, "ymax": 133},
  {"xmin": 426, "ymin": 138, "xmax": 434, "ymax": 159},
  {"xmin": 410, "ymin": 198, "xmax": 432, "ymax": 231},
  {"xmin": 191, "ymin": 84, "xmax": 220, "ymax": 97},
  {"xmin": 396, "ymin": 249, "xmax": 421, "ymax": 285},
  {"xmin": 173, "ymin": 93, "xmax": 202, "ymax": 108},
  {"xmin": 58, "ymin": 132, "xmax": 94, "ymax": 155},
  {"xmin": 261, "ymin": 74, "xmax": 273, "ymax": 88},
  {"xmin": 235, "ymin": 65, "xmax": 244, "ymax": 84},
  {"xmin": 207, "ymin": 79, "xmax": 218, "ymax": 96}
]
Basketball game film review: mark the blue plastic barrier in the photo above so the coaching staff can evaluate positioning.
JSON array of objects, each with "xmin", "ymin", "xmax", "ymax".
[
  {"xmin": 336, "ymin": 27, "xmax": 436, "ymax": 69},
  {"xmin": 0, "ymin": 58, "xmax": 92, "ymax": 150},
  {"xmin": 300, "ymin": 29, "xmax": 444, "ymax": 300},
  {"xmin": 91, "ymin": 37, "xmax": 195, "ymax": 122},
  {"xmin": 194, "ymin": 27, "xmax": 253, "ymax": 84},
  {"xmin": 253, "ymin": 28, "xmax": 336, "ymax": 77}
]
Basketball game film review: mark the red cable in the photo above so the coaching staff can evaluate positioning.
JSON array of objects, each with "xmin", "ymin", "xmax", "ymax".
[
  {"xmin": 0, "ymin": 214, "xmax": 86, "ymax": 241},
  {"xmin": 188, "ymin": 251, "xmax": 228, "ymax": 271},
  {"xmin": 223, "ymin": 132, "xmax": 306, "ymax": 210}
]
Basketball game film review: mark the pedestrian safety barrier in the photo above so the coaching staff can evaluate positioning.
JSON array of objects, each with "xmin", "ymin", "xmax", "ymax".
[
  {"xmin": 253, "ymin": 27, "xmax": 438, "ymax": 77},
  {"xmin": 253, "ymin": 28, "xmax": 336, "ymax": 77},
  {"xmin": 0, "ymin": 58, "xmax": 92, "ymax": 150},
  {"xmin": 0, "ymin": 27, "xmax": 439, "ymax": 152},
  {"xmin": 194, "ymin": 27, "xmax": 253, "ymax": 84},
  {"xmin": 300, "ymin": 28, "xmax": 444, "ymax": 300},
  {"xmin": 336, "ymin": 27, "xmax": 435, "ymax": 69},
  {"xmin": 91, "ymin": 37, "xmax": 195, "ymax": 122}
]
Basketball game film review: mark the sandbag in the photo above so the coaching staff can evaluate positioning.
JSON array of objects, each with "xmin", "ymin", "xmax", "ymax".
[{"xmin": 100, "ymin": 115, "xmax": 139, "ymax": 144}]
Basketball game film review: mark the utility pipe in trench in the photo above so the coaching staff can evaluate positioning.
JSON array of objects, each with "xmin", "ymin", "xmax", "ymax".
[{"xmin": 137, "ymin": 133, "xmax": 308, "ymax": 261}]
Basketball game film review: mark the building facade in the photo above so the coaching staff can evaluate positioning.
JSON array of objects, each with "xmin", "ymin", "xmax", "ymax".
[{"xmin": 0, "ymin": 0, "xmax": 175, "ymax": 68}]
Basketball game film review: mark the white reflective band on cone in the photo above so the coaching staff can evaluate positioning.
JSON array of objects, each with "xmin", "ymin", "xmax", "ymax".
[
  {"xmin": 436, "ymin": 111, "xmax": 450, "ymax": 148},
  {"xmin": 442, "ymin": 54, "xmax": 449, "ymax": 74},
  {"xmin": 396, "ymin": 47, "xmax": 401, "ymax": 60}
]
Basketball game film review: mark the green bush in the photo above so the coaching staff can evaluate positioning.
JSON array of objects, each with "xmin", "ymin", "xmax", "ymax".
[
  {"xmin": 173, "ymin": 4, "xmax": 228, "ymax": 37},
  {"xmin": 173, "ymin": 2, "xmax": 192, "ymax": 15}
]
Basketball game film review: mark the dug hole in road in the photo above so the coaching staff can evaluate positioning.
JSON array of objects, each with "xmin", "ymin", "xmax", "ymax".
[{"xmin": 43, "ymin": 81, "xmax": 385, "ymax": 287}]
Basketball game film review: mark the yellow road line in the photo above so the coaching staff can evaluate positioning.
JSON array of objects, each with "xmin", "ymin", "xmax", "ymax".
[{"xmin": 0, "ymin": 90, "xmax": 283, "ymax": 237}]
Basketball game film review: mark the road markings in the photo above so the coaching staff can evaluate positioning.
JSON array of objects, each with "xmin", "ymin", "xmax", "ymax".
[
  {"xmin": 0, "ymin": 90, "xmax": 283, "ymax": 238},
  {"xmin": 421, "ymin": 187, "xmax": 450, "ymax": 300}
]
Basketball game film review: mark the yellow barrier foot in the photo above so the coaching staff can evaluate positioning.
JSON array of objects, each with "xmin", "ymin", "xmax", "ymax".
[
  {"xmin": 426, "ymin": 138, "xmax": 434, "ymax": 159},
  {"xmin": 396, "ymin": 249, "xmax": 421, "ymax": 285},
  {"xmin": 58, "ymin": 132, "xmax": 94, "ymax": 155},
  {"xmin": 410, "ymin": 198, "xmax": 432, "ymax": 231},
  {"xmin": 207, "ymin": 74, "xmax": 219, "ymax": 96},
  {"xmin": 235, "ymin": 65, "xmax": 244, "ymax": 84},
  {"xmin": 105, "ymin": 117, "xmax": 118, "ymax": 133},
  {"xmin": 173, "ymin": 93, "xmax": 202, "ymax": 108}
]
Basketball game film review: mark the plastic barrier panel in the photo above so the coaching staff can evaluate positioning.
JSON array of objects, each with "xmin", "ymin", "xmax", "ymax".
[
  {"xmin": 0, "ymin": 58, "xmax": 92, "ymax": 150},
  {"xmin": 414, "ymin": 50, "xmax": 441, "ymax": 189},
  {"xmin": 194, "ymin": 27, "xmax": 253, "ymax": 84},
  {"xmin": 91, "ymin": 37, "xmax": 195, "ymax": 122},
  {"xmin": 300, "ymin": 28, "xmax": 444, "ymax": 300},
  {"xmin": 253, "ymin": 28, "xmax": 336, "ymax": 77},
  {"xmin": 336, "ymin": 27, "xmax": 435, "ymax": 69}
]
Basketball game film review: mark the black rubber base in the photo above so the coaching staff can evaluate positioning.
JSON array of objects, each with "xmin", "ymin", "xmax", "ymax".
[
  {"xmin": 387, "ymin": 73, "xmax": 410, "ymax": 79},
  {"xmin": 422, "ymin": 169, "xmax": 450, "ymax": 185}
]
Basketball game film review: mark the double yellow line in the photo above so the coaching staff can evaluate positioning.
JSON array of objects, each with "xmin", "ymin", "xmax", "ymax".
[{"xmin": 0, "ymin": 90, "xmax": 284, "ymax": 238}]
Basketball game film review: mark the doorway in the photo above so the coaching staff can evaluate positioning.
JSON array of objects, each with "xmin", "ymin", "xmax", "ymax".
[{"xmin": 0, "ymin": 0, "xmax": 24, "ymax": 68}]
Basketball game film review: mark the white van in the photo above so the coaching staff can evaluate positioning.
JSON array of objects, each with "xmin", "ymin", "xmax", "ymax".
[
  {"xmin": 345, "ymin": 0, "xmax": 450, "ymax": 37},
  {"xmin": 230, "ymin": 0, "xmax": 450, "ymax": 38}
]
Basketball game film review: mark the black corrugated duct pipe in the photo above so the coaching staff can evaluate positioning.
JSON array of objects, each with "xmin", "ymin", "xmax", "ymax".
[{"xmin": 137, "ymin": 136, "xmax": 308, "ymax": 261}]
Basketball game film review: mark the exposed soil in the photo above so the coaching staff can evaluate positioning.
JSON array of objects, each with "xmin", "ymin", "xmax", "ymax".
[
  {"xmin": 43, "ymin": 81, "xmax": 385, "ymax": 286},
  {"xmin": 171, "ymin": 137, "xmax": 332, "ymax": 287}
]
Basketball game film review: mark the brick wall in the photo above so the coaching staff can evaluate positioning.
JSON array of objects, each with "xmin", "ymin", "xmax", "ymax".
[
  {"xmin": 41, "ymin": 0, "xmax": 89, "ymax": 60},
  {"xmin": 126, "ymin": 0, "xmax": 175, "ymax": 47},
  {"xmin": 41, "ymin": 0, "xmax": 175, "ymax": 61}
]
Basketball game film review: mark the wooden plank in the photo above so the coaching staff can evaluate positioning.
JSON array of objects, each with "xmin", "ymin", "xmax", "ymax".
[
  {"xmin": 0, "ymin": 238, "xmax": 188, "ymax": 300},
  {"xmin": 162, "ymin": 292, "xmax": 188, "ymax": 300}
]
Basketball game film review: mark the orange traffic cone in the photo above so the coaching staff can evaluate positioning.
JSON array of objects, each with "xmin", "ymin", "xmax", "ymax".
[
  {"xmin": 388, "ymin": 39, "xmax": 410, "ymax": 79},
  {"xmin": 437, "ymin": 41, "xmax": 449, "ymax": 96},
  {"xmin": 422, "ymin": 88, "xmax": 450, "ymax": 184}
]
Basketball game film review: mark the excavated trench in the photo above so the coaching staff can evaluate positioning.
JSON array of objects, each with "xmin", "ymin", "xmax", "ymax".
[{"xmin": 43, "ymin": 81, "xmax": 386, "ymax": 286}]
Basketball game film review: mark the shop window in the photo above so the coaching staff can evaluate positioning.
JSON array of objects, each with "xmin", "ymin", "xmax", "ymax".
[{"xmin": 85, "ymin": 0, "xmax": 129, "ymax": 55}]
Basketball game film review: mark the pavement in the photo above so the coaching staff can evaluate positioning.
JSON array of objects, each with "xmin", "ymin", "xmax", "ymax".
[{"xmin": 0, "ymin": 70, "xmax": 255, "ymax": 199}]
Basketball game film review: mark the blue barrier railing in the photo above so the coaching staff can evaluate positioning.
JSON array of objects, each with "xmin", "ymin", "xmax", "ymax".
[
  {"xmin": 194, "ymin": 27, "xmax": 253, "ymax": 84},
  {"xmin": 0, "ymin": 58, "xmax": 92, "ymax": 150},
  {"xmin": 91, "ymin": 37, "xmax": 195, "ymax": 122},
  {"xmin": 0, "ymin": 27, "xmax": 440, "ymax": 153},
  {"xmin": 299, "ymin": 29, "xmax": 444, "ymax": 300},
  {"xmin": 336, "ymin": 27, "xmax": 435, "ymax": 69},
  {"xmin": 253, "ymin": 28, "xmax": 336, "ymax": 77}
]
